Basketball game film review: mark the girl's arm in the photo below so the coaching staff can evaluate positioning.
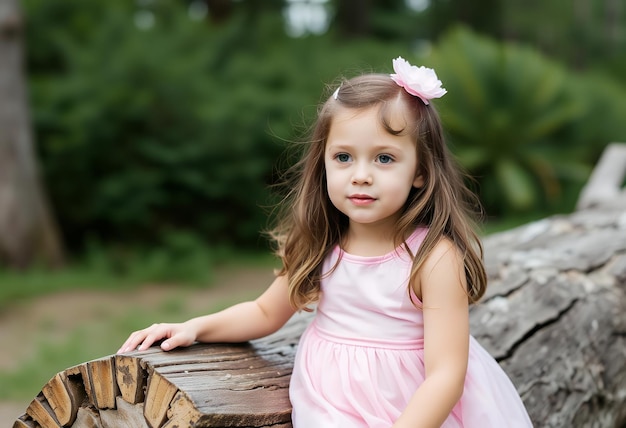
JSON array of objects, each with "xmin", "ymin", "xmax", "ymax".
[
  {"xmin": 393, "ymin": 238, "xmax": 470, "ymax": 428},
  {"xmin": 117, "ymin": 275, "xmax": 295, "ymax": 353}
]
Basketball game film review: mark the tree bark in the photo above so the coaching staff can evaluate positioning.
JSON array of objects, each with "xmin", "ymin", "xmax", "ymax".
[
  {"xmin": 471, "ymin": 201, "xmax": 626, "ymax": 427},
  {"xmin": 0, "ymin": 0, "xmax": 64, "ymax": 268}
]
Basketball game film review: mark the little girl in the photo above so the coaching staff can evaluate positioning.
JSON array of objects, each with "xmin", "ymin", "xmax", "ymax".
[{"xmin": 119, "ymin": 57, "xmax": 533, "ymax": 427}]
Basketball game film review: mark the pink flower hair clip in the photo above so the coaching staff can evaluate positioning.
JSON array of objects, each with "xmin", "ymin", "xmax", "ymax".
[{"xmin": 390, "ymin": 56, "xmax": 447, "ymax": 105}]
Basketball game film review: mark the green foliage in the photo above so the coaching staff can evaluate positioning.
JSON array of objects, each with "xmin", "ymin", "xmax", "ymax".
[
  {"xmin": 22, "ymin": 2, "xmax": 626, "ymax": 254},
  {"xmin": 0, "ymin": 243, "xmax": 279, "ymax": 313},
  {"xmin": 423, "ymin": 27, "xmax": 609, "ymax": 217},
  {"xmin": 82, "ymin": 231, "xmax": 216, "ymax": 285},
  {"xmin": 0, "ymin": 264, "xmax": 127, "ymax": 311},
  {"xmin": 28, "ymin": 1, "xmax": 281, "ymax": 250},
  {"xmin": 22, "ymin": 0, "xmax": 409, "ymax": 254},
  {"xmin": 558, "ymin": 70, "xmax": 626, "ymax": 162},
  {"xmin": 0, "ymin": 240, "xmax": 176, "ymax": 310},
  {"xmin": 502, "ymin": 0, "xmax": 626, "ymax": 68}
]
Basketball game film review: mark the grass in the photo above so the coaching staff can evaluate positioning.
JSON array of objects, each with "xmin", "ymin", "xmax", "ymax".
[{"xmin": 0, "ymin": 242, "xmax": 278, "ymax": 311}]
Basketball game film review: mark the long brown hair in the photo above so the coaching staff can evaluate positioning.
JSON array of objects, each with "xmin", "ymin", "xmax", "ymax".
[{"xmin": 269, "ymin": 73, "xmax": 486, "ymax": 310}]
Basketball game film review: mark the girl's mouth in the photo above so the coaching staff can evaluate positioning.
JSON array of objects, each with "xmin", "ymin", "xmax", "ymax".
[{"xmin": 349, "ymin": 194, "xmax": 376, "ymax": 205}]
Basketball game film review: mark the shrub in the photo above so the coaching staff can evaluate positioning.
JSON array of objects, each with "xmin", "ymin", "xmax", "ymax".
[{"xmin": 425, "ymin": 27, "xmax": 589, "ymax": 217}]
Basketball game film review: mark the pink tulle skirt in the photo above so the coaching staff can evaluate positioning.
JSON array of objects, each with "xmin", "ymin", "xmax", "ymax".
[{"xmin": 289, "ymin": 322, "xmax": 533, "ymax": 427}]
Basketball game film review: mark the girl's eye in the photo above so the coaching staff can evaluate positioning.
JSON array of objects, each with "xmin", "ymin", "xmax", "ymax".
[
  {"xmin": 377, "ymin": 154, "xmax": 393, "ymax": 164},
  {"xmin": 336, "ymin": 153, "xmax": 351, "ymax": 162}
]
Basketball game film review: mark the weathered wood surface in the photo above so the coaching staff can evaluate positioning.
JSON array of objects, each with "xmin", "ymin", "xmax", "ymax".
[{"xmin": 13, "ymin": 155, "xmax": 626, "ymax": 427}]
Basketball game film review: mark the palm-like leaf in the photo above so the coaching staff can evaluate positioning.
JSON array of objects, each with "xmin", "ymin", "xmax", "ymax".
[{"xmin": 423, "ymin": 27, "xmax": 584, "ymax": 214}]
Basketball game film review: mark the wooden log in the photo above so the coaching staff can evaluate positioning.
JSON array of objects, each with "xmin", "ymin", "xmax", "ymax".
[
  {"xmin": 80, "ymin": 357, "xmax": 118, "ymax": 410},
  {"xmin": 143, "ymin": 370, "xmax": 179, "ymax": 428},
  {"xmin": 41, "ymin": 371, "xmax": 86, "ymax": 426},
  {"xmin": 41, "ymin": 374, "xmax": 73, "ymax": 425},
  {"xmin": 73, "ymin": 407, "xmax": 102, "ymax": 428},
  {"xmin": 115, "ymin": 353, "xmax": 148, "ymax": 404},
  {"xmin": 162, "ymin": 391, "xmax": 202, "ymax": 428},
  {"xmin": 130, "ymin": 323, "xmax": 304, "ymax": 428},
  {"xmin": 13, "ymin": 414, "xmax": 39, "ymax": 428},
  {"xmin": 100, "ymin": 397, "xmax": 149, "ymax": 428},
  {"xmin": 472, "ymin": 203, "xmax": 626, "ymax": 427},
  {"xmin": 26, "ymin": 394, "xmax": 61, "ymax": 428}
]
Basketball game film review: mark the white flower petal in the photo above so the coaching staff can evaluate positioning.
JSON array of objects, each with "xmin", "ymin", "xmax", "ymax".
[{"xmin": 390, "ymin": 56, "xmax": 446, "ymax": 104}]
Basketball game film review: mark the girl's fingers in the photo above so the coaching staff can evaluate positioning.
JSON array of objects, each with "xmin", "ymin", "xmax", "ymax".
[
  {"xmin": 160, "ymin": 338, "xmax": 175, "ymax": 351},
  {"xmin": 160, "ymin": 331, "xmax": 192, "ymax": 351},
  {"xmin": 118, "ymin": 324, "xmax": 165, "ymax": 353},
  {"xmin": 136, "ymin": 332, "xmax": 159, "ymax": 351},
  {"xmin": 117, "ymin": 334, "xmax": 138, "ymax": 353},
  {"xmin": 117, "ymin": 323, "xmax": 194, "ymax": 354},
  {"xmin": 117, "ymin": 334, "xmax": 144, "ymax": 353}
]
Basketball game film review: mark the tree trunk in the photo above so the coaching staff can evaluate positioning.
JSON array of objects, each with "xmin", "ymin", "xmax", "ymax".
[
  {"xmin": 202, "ymin": 0, "xmax": 233, "ymax": 24},
  {"xmin": 335, "ymin": 0, "xmax": 372, "ymax": 37},
  {"xmin": 471, "ymin": 201, "xmax": 626, "ymax": 427},
  {"xmin": 0, "ymin": 0, "xmax": 64, "ymax": 268}
]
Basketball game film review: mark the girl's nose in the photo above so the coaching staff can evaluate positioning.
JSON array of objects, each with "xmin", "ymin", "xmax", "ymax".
[{"xmin": 351, "ymin": 164, "xmax": 373, "ymax": 185}]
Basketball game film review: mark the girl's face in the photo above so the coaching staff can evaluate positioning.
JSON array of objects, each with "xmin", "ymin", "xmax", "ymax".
[{"xmin": 324, "ymin": 105, "xmax": 424, "ymax": 235}]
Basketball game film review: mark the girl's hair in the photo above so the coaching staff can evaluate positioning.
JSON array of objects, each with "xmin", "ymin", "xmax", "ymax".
[{"xmin": 269, "ymin": 73, "xmax": 487, "ymax": 310}]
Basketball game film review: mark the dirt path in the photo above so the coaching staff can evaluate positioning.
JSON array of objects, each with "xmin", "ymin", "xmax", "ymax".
[{"xmin": 0, "ymin": 265, "xmax": 274, "ymax": 422}]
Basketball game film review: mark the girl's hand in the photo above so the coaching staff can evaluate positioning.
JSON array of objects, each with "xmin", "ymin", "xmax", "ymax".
[{"xmin": 117, "ymin": 322, "xmax": 196, "ymax": 354}]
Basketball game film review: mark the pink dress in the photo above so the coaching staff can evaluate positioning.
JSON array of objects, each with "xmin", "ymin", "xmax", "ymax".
[{"xmin": 289, "ymin": 228, "xmax": 533, "ymax": 427}]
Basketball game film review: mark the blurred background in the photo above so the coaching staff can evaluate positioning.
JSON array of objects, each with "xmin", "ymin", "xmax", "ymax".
[{"xmin": 1, "ymin": 0, "xmax": 625, "ymax": 417}]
